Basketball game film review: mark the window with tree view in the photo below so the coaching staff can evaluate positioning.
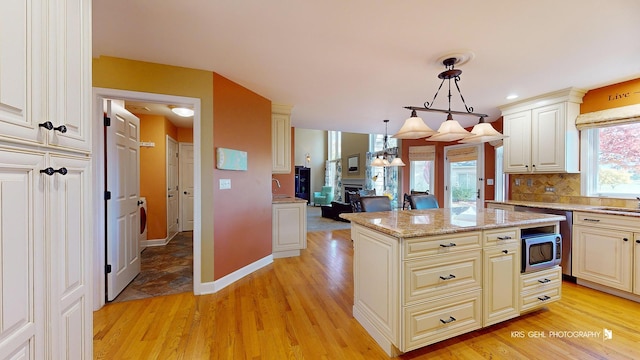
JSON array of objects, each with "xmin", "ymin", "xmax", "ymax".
[{"xmin": 584, "ymin": 122, "xmax": 640, "ymax": 197}]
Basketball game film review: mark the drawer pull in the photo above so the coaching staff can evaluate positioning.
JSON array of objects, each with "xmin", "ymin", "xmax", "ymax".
[
  {"xmin": 497, "ymin": 236, "xmax": 512, "ymax": 240},
  {"xmin": 583, "ymin": 218, "xmax": 600, "ymax": 222},
  {"xmin": 440, "ymin": 242, "xmax": 457, "ymax": 248},
  {"xmin": 440, "ymin": 316, "xmax": 456, "ymax": 324},
  {"xmin": 538, "ymin": 278, "xmax": 551, "ymax": 284},
  {"xmin": 439, "ymin": 274, "xmax": 456, "ymax": 280},
  {"xmin": 40, "ymin": 167, "xmax": 68, "ymax": 176},
  {"xmin": 537, "ymin": 295, "xmax": 551, "ymax": 301}
]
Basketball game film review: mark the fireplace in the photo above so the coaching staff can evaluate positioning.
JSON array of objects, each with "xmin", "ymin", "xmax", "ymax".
[{"xmin": 342, "ymin": 179, "xmax": 365, "ymax": 203}]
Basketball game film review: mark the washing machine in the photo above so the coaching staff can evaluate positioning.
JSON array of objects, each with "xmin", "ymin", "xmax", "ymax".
[{"xmin": 138, "ymin": 197, "xmax": 148, "ymax": 243}]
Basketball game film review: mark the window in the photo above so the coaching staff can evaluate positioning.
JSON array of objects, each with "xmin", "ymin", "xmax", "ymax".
[
  {"xmin": 494, "ymin": 145, "xmax": 506, "ymax": 201},
  {"xmin": 409, "ymin": 146, "xmax": 435, "ymax": 193},
  {"xmin": 328, "ymin": 131, "xmax": 341, "ymax": 160},
  {"xmin": 581, "ymin": 122, "xmax": 640, "ymax": 197}
]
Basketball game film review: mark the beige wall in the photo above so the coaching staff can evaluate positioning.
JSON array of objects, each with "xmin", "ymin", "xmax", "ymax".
[
  {"xmin": 93, "ymin": 56, "xmax": 212, "ymax": 283},
  {"xmin": 341, "ymin": 132, "xmax": 369, "ymax": 181}
]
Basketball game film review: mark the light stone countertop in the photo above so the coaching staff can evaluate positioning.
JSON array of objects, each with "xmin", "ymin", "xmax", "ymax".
[
  {"xmin": 340, "ymin": 208, "xmax": 565, "ymax": 238},
  {"xmin": 272, "ymin": 195, "xmax": 308, "ymax": 204},
  {"xmin": 486, "ymin": 200, "xmax": 640, "ymax": 217}
]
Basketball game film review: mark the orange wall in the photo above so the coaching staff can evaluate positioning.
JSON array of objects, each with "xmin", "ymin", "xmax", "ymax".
[
  {"xmin": 581, "ymin": 78, "xmax": 640, "ymax": 113},
  {"xmin": 400, "ymin": 119, "xmax": 500, "ymax": 206},
  {"xmin": 177, "ymin": 127, "xmax": 193, "ymax": 142},
  {"xmin": 139, "ymin": 113, "xmax": 178, "ymax": 240},
  {"xmin": 213, "ymin": 73, "xmax": 273, "ymax": 279},
  {"xmin": 271, "ymin": 127, "xmax": 296, "ymax": 196}
]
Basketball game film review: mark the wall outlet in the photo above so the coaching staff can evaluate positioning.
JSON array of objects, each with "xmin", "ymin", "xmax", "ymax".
[
  {"xmin": 487, "ymin": 179, "xmax": 494, "ymax": 186},
  {"xmin": 515, "ymin": 179, "xmax": 521, "ymax": 186},
  {"xmin": 545, "ymin": 187, "xmax": 555, "ymax": 192},
  {"xmin": 219, "ymin": 179, "xmax": 231, "ymax": 189},
  {"xmin": 527, "ymin": 179, "xmax": 533, "ymax": 187}
]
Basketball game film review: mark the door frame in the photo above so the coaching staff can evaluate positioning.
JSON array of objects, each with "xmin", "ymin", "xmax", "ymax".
[
  {"xmin": 166, "ymin": 135, "xmax": 179, "ymax": 241},
  {"xmin": 92, "ymin": 87, "xmax": 202, "ymax": 310}
]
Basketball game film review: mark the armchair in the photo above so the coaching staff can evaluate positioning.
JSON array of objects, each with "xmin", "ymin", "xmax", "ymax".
[{"xmin": 313, "ymin": 186, "xmax": 334, "ymax": 206}]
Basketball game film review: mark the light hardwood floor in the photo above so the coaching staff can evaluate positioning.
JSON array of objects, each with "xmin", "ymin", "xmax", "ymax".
[{"xmin": 94, "ymin": 229, "xmax": 640, "ymax": 359}]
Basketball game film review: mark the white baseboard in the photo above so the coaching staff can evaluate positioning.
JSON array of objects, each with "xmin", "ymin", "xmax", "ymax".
[
  {"xmin": 197, "ymin": 255, "xmax": 274, "ymax": 295},
  {"xmin": 576, "ymin": 278, "xmax": 640, "ymax": 303},
  {"xmin": 141, "ymin": 237, "xmax": 169, "ymax": 247}
]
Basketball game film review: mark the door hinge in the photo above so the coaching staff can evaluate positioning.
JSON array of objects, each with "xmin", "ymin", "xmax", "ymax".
[
  {"xmin": 104, "ymin": 116, "xmax": 111, "ymax": 127},
  {"xmin": 105, "ymin": 264, "xmax": 112, "ymax": 274},
  {"xmin": 104, "ymin": 191, "xmax": 111, "ymax": 200}
]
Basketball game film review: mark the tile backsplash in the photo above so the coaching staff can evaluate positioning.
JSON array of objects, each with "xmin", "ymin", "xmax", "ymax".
[{"xmin": 510, "ymin": 173, "xmax": 637, "ymax": 208}]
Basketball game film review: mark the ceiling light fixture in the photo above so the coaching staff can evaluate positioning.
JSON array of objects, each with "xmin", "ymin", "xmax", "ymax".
[
  {"xmin": 397, "ymin": 56, "xmax": 505, "ymax": 143},
  {"xmin": 372, "ymin": 120, "xmax": 405, "ymax": 167},
  {"xmin": 170, "ymin": 106, "xmax": 194, "ymax": 117}
]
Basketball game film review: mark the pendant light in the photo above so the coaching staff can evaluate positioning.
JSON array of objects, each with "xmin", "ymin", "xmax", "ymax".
[
  {"xmin": 372, "ymin": 120, "xmax": 405, "ymax": 167},
  {"xmin": 392, "ymin": 110, "xmax": 437, "ymax": 139},
  {"xmin": 404, "ymin": 55, "xmax": 505, "ymax": 143}
]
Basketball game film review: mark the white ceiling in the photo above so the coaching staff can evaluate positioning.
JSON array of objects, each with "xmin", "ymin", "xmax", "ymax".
[{"xmin": 93, "ymin": 0, "xmax": 640, "ymax": 135}]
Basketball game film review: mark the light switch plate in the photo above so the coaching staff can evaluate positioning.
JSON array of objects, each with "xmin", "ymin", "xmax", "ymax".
[{"xmin": 219, "ymin": 179, "xmax": 231, "ymax": 189}]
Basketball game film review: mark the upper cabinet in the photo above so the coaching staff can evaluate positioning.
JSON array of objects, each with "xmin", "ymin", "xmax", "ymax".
[
  {"xmin": 500, "ymin": 88, "xmax": 586, "ymax": 174},
  {"xmin": 0, "ymin": 0, "xmax": 91, "ymax": 152},
  {"xmin": 272, "ymin": 104, "xmax": 292, "ymax": 174}
]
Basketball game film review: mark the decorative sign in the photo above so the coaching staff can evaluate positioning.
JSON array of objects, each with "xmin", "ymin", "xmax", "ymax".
[{"xmin": 216, "ymin": 148, "xmax": 247, "ymax": 171}]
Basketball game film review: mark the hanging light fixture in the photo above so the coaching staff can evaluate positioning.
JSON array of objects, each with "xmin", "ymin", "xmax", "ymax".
[
  {"xmin": 459, "ymin": 116, "xmax": 507, "ymax": 143},
  {"xmin": 372, "ymin": 120, "xmax": 405, "ymax": 167},
  {"xmin": 392, "ymin": 109, "xmax": 437, "ymax": 139},
  {"xmin": 403, "ymin": 55, "xmax": 505, "ymax": 143}
]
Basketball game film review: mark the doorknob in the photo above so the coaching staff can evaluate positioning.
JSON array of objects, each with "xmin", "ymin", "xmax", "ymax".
[
  {"xmin": 168, "ymin": 194, "xmax": 174, "ymax": 198},
  {"xmin": 184, "ymin": 191, "xmax": 188, "ymax": 195}
]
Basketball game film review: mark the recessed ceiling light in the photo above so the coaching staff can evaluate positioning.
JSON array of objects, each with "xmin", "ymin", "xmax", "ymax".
[
  {"xmin": 170, "ymin": 106, "xmax": 194, "ymax": 117},
  {"xmin": 506, "ymin": 94, "xmax": 519, "ymax": 100}
]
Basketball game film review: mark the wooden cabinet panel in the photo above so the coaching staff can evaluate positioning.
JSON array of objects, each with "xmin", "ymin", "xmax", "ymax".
[
  {"xmin": 520, "ymin": 267, "xmax": 562, "ymax": 312},
  {"xmin": 272, "ymin": 202, "xmax": 307, "ymax": 257},
  {"xmin": 483, "ymin": 227, "xmax": 519, "ymax": 247},
  {"xmin": 483, "ymin": 243, "xmax": 520, "ymax": 326},
  {"xmin": 403, "ymin": 289, "xmax": 481, "ymax": 352},
  {"xmin": 404, "ymin": 250, "xmax": 481, "ymax": 305},
  {"xmin": 403, "ymin": 232, "xmax": 481, "ymax": 259}
]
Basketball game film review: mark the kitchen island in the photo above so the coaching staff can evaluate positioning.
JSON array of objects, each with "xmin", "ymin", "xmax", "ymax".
[{"xmin": 340, "ymin": 208, "xmax": 565, "ymax": 356}]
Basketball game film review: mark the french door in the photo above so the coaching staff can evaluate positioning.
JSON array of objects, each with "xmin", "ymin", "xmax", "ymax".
[{"xmin": 444, "ymin": 144, "xmax": 484, "ymax": 213}]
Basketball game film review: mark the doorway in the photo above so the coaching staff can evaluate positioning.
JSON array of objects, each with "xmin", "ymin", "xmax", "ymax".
[
  {"xmin": 444, "ymin": 144, "xmax": 484, "ymax": 213},
  {"xmin": 92, "ymin": 88, "xmax": 202, "ymax": 310}
]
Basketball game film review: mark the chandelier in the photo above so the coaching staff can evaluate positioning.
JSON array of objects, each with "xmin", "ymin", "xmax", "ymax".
[
  {"xmin": 371, "ymin": 120, "xmax": 405, "ymax": 167},
  {"xmin": 394, "ymin": 56, "xmax": 506, "ymax": 143}
]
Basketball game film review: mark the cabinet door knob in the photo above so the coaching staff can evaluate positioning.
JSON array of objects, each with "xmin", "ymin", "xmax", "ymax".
[
  {"xmin": 623, "ymin": 238, "xmax": 629, "ymax": 242},
  {"xmin": 636, "ymin": 239, "xmax": 640, "ymax": 244},
  {"xmin": 53, "ymin": 124, "xmax": 67, "ymax": 133},
  {"xmin": 39, "ymin": 121, "xmax": 54, "ymax": 130},
  {"xmin": 502, "ymin": 249, "xmax": 509, "ymax": 254}
]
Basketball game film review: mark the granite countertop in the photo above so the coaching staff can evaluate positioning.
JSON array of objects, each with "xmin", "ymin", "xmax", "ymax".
[
  {"xmin": 340, "ymin": 208, "xmax": 565, "ymax": 238},
  {"xmin": 272, "ymin": 195, "xmax": 307, "ymax": 204},
  {"xmin": 486, "ymin": 200, "xmax": 640, "ymax": 217}
]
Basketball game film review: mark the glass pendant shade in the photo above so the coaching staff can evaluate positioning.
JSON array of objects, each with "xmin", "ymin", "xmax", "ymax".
[
  {"xmin": 389, "ymin": 157, "xmax": 406, "ymax": 166},
  {"xmin": 459, "ymin": 122, "xmax": 507, "ymax": 143},
  {"xmin": 371, "ymin": 157, "xmax": 386, "ymax": 167},
  {"xmin": 427, "ymin": 114, "xmax": 471, "ymax": 142},
  {"xmin": 393, "ymin": 110, "xmax": 437, "ymax": 139}
]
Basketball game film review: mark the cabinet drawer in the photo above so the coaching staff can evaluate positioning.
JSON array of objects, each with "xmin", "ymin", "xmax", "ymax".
[
  {"xmin": 574, "ymin": 211, "xmax": 640, "ymax": 231},
  {"xmin": 483, "ymin": 227, "xmax": 519, "ymax": 246},
  {"xmin": 404, "ymin": 250, "xmax": 482, "ymax": 305},
  {"xmin": 403, "ymin": 289, "xmax": 482, "ymax": 352},
  {"xmin": 520, "ymin": 284, "xmax": 561, "ymax": 313},
  {"xmin": 520, "ymin": 266, "xmax": 562, "ymax": 293},
  {"xmin": 404, "ymin": 232, "xmax": 481, "ymax": 259}
]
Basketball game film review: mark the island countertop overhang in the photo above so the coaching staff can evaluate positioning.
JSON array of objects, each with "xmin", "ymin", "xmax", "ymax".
[{"xmin": 340, "ymin": 208, "xmax": 566, "ymax": 238}]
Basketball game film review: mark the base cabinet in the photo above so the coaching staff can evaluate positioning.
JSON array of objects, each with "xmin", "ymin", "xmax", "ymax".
[
  {"xmin": 272, "ymin": 201, "xmax": 307, "ymax": 258},
  {"xmin": 483, "ymin": 243, "xmax": 520, "ymax": 326},
  {"xmin": 520, "ymin": 267, "xmax": 562, "ymax": 312}
]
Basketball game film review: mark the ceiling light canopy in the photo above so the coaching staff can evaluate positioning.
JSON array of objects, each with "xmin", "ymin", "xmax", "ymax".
[
  {"xmin": 396, "ymin": 55, "xmax": 506, "ymax": 143},
  {"xmin": 170, "ymin": 106, "xmax": 194, "ymax": 117}
]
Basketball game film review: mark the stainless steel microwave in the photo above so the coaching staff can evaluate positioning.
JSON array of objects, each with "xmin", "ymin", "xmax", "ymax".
[{"xmin": 522, "ymin": 233, "xmax": 562, "ymax": 273}]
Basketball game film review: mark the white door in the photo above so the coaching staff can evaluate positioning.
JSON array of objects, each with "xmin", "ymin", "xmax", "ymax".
[
  {"xmin": 444, "ymin": 144, "xmax": 484, "ymax": 213},
  {"xmin": 106, "ymin": 100, "xmax": 141, "ymax": 301},
  {"xmin": 167, "ymin": 136, "xmax": 179, "ymax": 240},
  {"xmin": 179, "ymin": 143, "xmax": 194, "ymax": 231}
]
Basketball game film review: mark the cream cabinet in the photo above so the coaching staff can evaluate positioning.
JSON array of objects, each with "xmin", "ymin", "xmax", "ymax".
[
  {"xmin": 520, "ymin": 266, "xmax": 562, "ymax": 312},
  {"xmin": 635, "ymin": 233, "xmax": 640, "ymax": 296},
  {"xmin": 482, "ymin": 228, "xmax": 520, "ymax": 326},
  {"xmin": 271, "ymin": 104, "xmax": 292, "ymax": 174},
  {"xmin": 0, "ymin": 0, "xmax": 92, "ymax": 358},
  {"xmin": 486, "ymin": 203, "xmax": 515, "ymax": 211},
  {"xmin": 572, "ymin": 211, "xmax": 638, "ymax": 293},
  {"xmin": 272, "ymin": 201, "xmax": 307, "ymax": 258},
  {"xmin": 500, "ymin": 88, "xmax": 585, "ymax": 174}
]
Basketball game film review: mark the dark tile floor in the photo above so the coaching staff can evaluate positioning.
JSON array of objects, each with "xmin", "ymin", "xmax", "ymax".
[{"xmin": 111, "ymin": 231, "xmax": 193, "ymax": 303}]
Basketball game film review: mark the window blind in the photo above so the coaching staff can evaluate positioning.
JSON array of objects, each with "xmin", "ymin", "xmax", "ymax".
[
  {"xmin": 446, "ymin": 146, "xmax": 478, "ymax": 162},
  {"xmin": 575, "ymin": 104, "xmax": 640, "ymax": 130},
  {"xmin": 408, "ymin": 145, "xmax": 435, "ymax": 161}
]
